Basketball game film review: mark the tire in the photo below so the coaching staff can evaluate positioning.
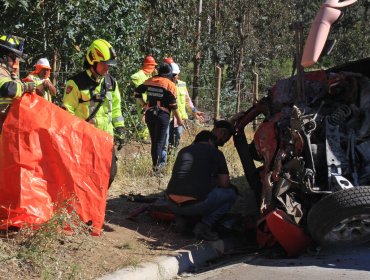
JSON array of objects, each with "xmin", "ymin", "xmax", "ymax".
[{"xmin": 307, "ymin": 186, "xmax": 370, "ymax": 246}]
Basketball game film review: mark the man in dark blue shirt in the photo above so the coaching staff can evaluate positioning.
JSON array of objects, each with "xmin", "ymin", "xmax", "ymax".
[{"xmin": 166, "ymin": 130, "xmax": 237, "ymax": 241}]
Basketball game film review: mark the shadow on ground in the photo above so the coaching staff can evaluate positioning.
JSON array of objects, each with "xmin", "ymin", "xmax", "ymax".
[
  {"xmin": 105, "ymin": 193, "xmax": 195, "ymax": 252},
  {"xmin": 105, "ymin": 175, "xmax": 260, "ymax": 254},
  {"xmin": 248, "ymin": 244, "xmax": 370, "ymax": 273}
]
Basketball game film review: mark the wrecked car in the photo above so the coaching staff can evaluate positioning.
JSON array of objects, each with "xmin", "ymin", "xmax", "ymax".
[{"xmin": 233, "ymin": 0, "xmax": 370, "ymax": 256}]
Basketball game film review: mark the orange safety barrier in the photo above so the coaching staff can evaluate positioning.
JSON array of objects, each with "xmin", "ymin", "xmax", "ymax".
[{"xmin": 0, "ymin": 94, "xmax": 113, "ymax": 235}]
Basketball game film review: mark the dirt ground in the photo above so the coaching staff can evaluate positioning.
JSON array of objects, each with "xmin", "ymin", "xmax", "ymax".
[
  {"xmin": 0, "ymin": 142, "xmax": 197, "ymax": 280},
  {"xmin": 0, "ymin": 126, "xmax": 258, "ymax": 280}
]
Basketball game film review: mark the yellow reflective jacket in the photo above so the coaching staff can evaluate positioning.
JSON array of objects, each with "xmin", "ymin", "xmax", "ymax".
[
  {"xmin": 0, "ymin": 65, "xmax": 23, "ymax": 105},
  {"xmin": 176, "ymin": 80, "xmax": 189, "ymax": 120},
  {"xmin": 24, "ymin": 74, "xmax": 53, "ymax": 102},
  {"xmin": 0, "ymin": 65, "xmax": 23, "ymax": 133},
  {"xmin": 130, "ymin": 69, "xmax": 153, "ymax": 102},
  {"xmin": 62, "ymin": 69, "xmax": 124, "ymax": 136}
]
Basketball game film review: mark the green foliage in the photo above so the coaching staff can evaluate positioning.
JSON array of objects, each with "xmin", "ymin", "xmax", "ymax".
[{"xmin": 0, "ymin": 0, "xmax": 368, "ymax": 128}]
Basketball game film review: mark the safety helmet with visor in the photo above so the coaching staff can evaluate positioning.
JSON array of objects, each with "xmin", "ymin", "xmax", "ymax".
[
  {"xmin": 86, "ymin": 39, "xmax": 117, "ymax": 66},
  {"xmin": 0, "ymin": 35, "xmax": 26, "ymax": 62}
]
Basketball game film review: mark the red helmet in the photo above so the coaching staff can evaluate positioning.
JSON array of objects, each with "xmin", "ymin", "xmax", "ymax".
[
  {"xmin": 143, "ymin": 55, "xmax": 157, "ymax": 66},
  {"xmin": 164, "ymin": 57, "xmax": 174, "ymax": 64}
]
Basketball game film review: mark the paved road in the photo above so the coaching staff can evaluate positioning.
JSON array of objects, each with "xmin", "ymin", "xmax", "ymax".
[{"xmin": 181, "ymin": 245, "xmax": 370, "ymax": 280}]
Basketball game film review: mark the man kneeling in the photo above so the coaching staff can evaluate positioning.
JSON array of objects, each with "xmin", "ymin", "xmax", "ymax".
[{"xmin": 166, "ymin": 130, "xmax": 237, "ymax": 241}]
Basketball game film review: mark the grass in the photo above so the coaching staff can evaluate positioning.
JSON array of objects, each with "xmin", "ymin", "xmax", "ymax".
[
  {"xmin": 0, "ymin": 204, "xmax": 93, "ymax": 280},
  {"xmin": 114, "ymin": 242, "xmax": 133, "ymax": 250}
]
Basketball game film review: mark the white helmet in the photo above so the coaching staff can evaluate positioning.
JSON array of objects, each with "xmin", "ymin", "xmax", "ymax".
[
  {"xmin": 170, "ymin": 62, "xmax": 180, "ymax": 75},
  {"xmin": 36, "ymin": 58, "xmax": 51, "ymax": 69}
]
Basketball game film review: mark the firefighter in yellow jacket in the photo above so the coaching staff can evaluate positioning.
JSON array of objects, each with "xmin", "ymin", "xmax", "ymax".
[
  {"xmin": 0, "ymin": 35, "xmax": 34, "ymax": 133},
  {"xmin": 62, "ymin": 39, "xmax": 125, "ymax": 186}
]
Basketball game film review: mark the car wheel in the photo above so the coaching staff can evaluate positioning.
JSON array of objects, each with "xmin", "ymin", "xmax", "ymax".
[{"xmin": 307, "ymin": 186, "xmax": 370, "ymax": 246}]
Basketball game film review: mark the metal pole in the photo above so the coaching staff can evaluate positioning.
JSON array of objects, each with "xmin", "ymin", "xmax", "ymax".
[
  {"xmin": 252, "ymin": 71, "xmax": 259, "ymax": 131},
  {"xmin": 192, "ymin": 0, "xmax": 203, "ymax": 106},
  {"xmin": 214, "ymin": 66, "xmax": 221, "ymax": 121},
  {"xmin": 294, "ymin": 21, "xmax": 304, "ymax": 105}
]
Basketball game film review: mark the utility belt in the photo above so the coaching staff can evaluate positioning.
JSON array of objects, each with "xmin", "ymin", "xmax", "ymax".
[{"xmin": 146, "ymin": 101, "xmax": 170, "ymax": 116}]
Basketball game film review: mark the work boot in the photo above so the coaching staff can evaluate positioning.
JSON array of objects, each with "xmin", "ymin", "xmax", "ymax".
[
  {"xmin": 193, "ymin": 222, "xmax": 219, "ymax": 241},
  {"xmin": 174, "ymin": 216, "xmax": 188, "ymax": 233},
  {"xmin": 152, "ymin": 166, "xmax": 164, "ymax": 178}
]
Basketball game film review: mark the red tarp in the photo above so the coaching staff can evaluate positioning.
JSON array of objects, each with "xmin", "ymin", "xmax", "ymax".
[{"xmin": 0, "ymin": 94, "xmax": 113, "ymax": 234}]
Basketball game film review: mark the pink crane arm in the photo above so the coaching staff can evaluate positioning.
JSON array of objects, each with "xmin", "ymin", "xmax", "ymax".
[{"xmin": 301, "ymin": 0, "xmax": 358, "ymax": 68}]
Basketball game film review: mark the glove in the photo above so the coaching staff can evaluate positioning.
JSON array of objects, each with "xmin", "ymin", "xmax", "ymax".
[
  {"xmin": 35, "ymin": 83, "xmax": 45, "ymax": 96},
  {"xmin": 22, "ymin": 82, "xmax": 35, "ymax": 94},
  {"xmin": 114, "ymin": 127, "xmax": 126, "ymax": 151}
]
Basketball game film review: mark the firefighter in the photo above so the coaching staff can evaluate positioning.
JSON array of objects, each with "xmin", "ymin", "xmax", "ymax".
[
  {"xmin": 135, "ymin": 62, "xmax": 183, "ymax": 176},
  {"xmin": 168, "ymin": 62, "xmax": 204, "ymax": 150},
  {"xmin": 23, "ymin": 58, "xmax": 56, "ymax": 102},
  {"xmin": 130, "ymin": 55, "xmax": 158, "ymax": 142},
  {"xmin": 62, "ymin": 39, "xmax": 125, "ymax": 187},
  {"xmin": 0, "ymin": 35, "xmax": 35, "ymax": 133}
]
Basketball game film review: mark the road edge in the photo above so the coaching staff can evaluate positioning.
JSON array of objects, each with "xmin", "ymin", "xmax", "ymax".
[{"xmin": 97, "ymin": 237, "xmax": 247, "ymax": 280}]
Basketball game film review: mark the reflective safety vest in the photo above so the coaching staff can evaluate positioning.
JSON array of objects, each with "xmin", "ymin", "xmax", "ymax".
[
  {"xmin": 130, "ymin": 69, "xmax": 152, "ymax": 102},
  {"xmin": 176, "ymin": 80, "xmax": 189, "ymax": 120},
  {"xmin": 0, "ymin": 65, "xmax": 23, "ymax": 132},
  {"xmin": 24, "ymin": 74, "xmax": 53, "ymax": 102},
  {"xmin": 62, "ymin": 69, "xmax": 124, "ymax": 136},
  {"xmin": 0, "ymin": 66, "xmax": 23, "ymax": 105}
]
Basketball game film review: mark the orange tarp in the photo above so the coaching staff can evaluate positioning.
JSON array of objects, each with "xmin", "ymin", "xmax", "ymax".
[{"xmin": 0, "ymin": 94, "xmax": 113, "ymax": 234}]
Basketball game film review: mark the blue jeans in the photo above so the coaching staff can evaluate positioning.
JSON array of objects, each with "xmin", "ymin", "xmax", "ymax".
[
  {"xmin": 160, "ymin": 123, "xmax": 170, "ymax": 166},
  {"xmin": 168, "ymin": 188, "xmax": 237, "ymax": 226},
  {"xmin": 145, "ymin": 109, "xmax": 170, "ymax": 168}
]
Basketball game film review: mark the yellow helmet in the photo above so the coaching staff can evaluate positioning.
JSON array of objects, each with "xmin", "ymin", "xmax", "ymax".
[
  {"xmin": 86, "ymin": 39, "xmax": 116, "ymax": 66},
  {"xmin": 0, "ymin": 35, "xmax": 26, "ymax": 62}
]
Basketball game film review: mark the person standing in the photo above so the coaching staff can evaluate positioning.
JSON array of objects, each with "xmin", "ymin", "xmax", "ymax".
[
  {"xmin": 166, "ymin": 130, "xmax": 237, "ymax": 240},
  {"xmin": 62, "ymin": 39, "xmax": 125, "ymax": 187},
  {"xmin": 22, "ymin": 58, "xmax": 56, "ymax": 102},
  {"xmin": 0, "ymin": 35, "xmax": 34, "ymax": 133},
  {"xmin": 168, "ymin": 62, "xmax": 204, "ymax": 150},
  {"xmin": 135, "ymin": 62, "xmax": 183, "ymax": 175},
  {"xmin": 130, "ymin": 55, "xmax": 158, "ymax": 142}
]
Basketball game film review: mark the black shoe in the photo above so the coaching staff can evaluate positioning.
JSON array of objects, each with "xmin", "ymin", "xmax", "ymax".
[
  {"xmin": 193, "ymin": 222, "xmax": 219, "ymax": 241},
  {"xmin": 174, "ymin": 216, "xmax": 188, "ymax": 233}
]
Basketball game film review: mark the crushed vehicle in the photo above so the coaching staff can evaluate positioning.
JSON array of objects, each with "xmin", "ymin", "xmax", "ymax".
[{"xmin": 233, "ymin": 0, "xmax": 370, "ymax": 256}]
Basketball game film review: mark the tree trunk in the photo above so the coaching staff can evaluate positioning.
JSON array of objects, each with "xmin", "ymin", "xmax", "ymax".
[
  {"xmin": 212, "ymin": 0, "xmax": 221, "ymax": 70},
  {"xmin": 52, "ymin": 50, "xmax": 57, "ymax": 87},
  {"xmin": 192, "ymin": 0, "xmax": 202, "ymax": 106},
  {"xmin": 235, "ymin": 8, "xmax": 249, "ymax": 112}
]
